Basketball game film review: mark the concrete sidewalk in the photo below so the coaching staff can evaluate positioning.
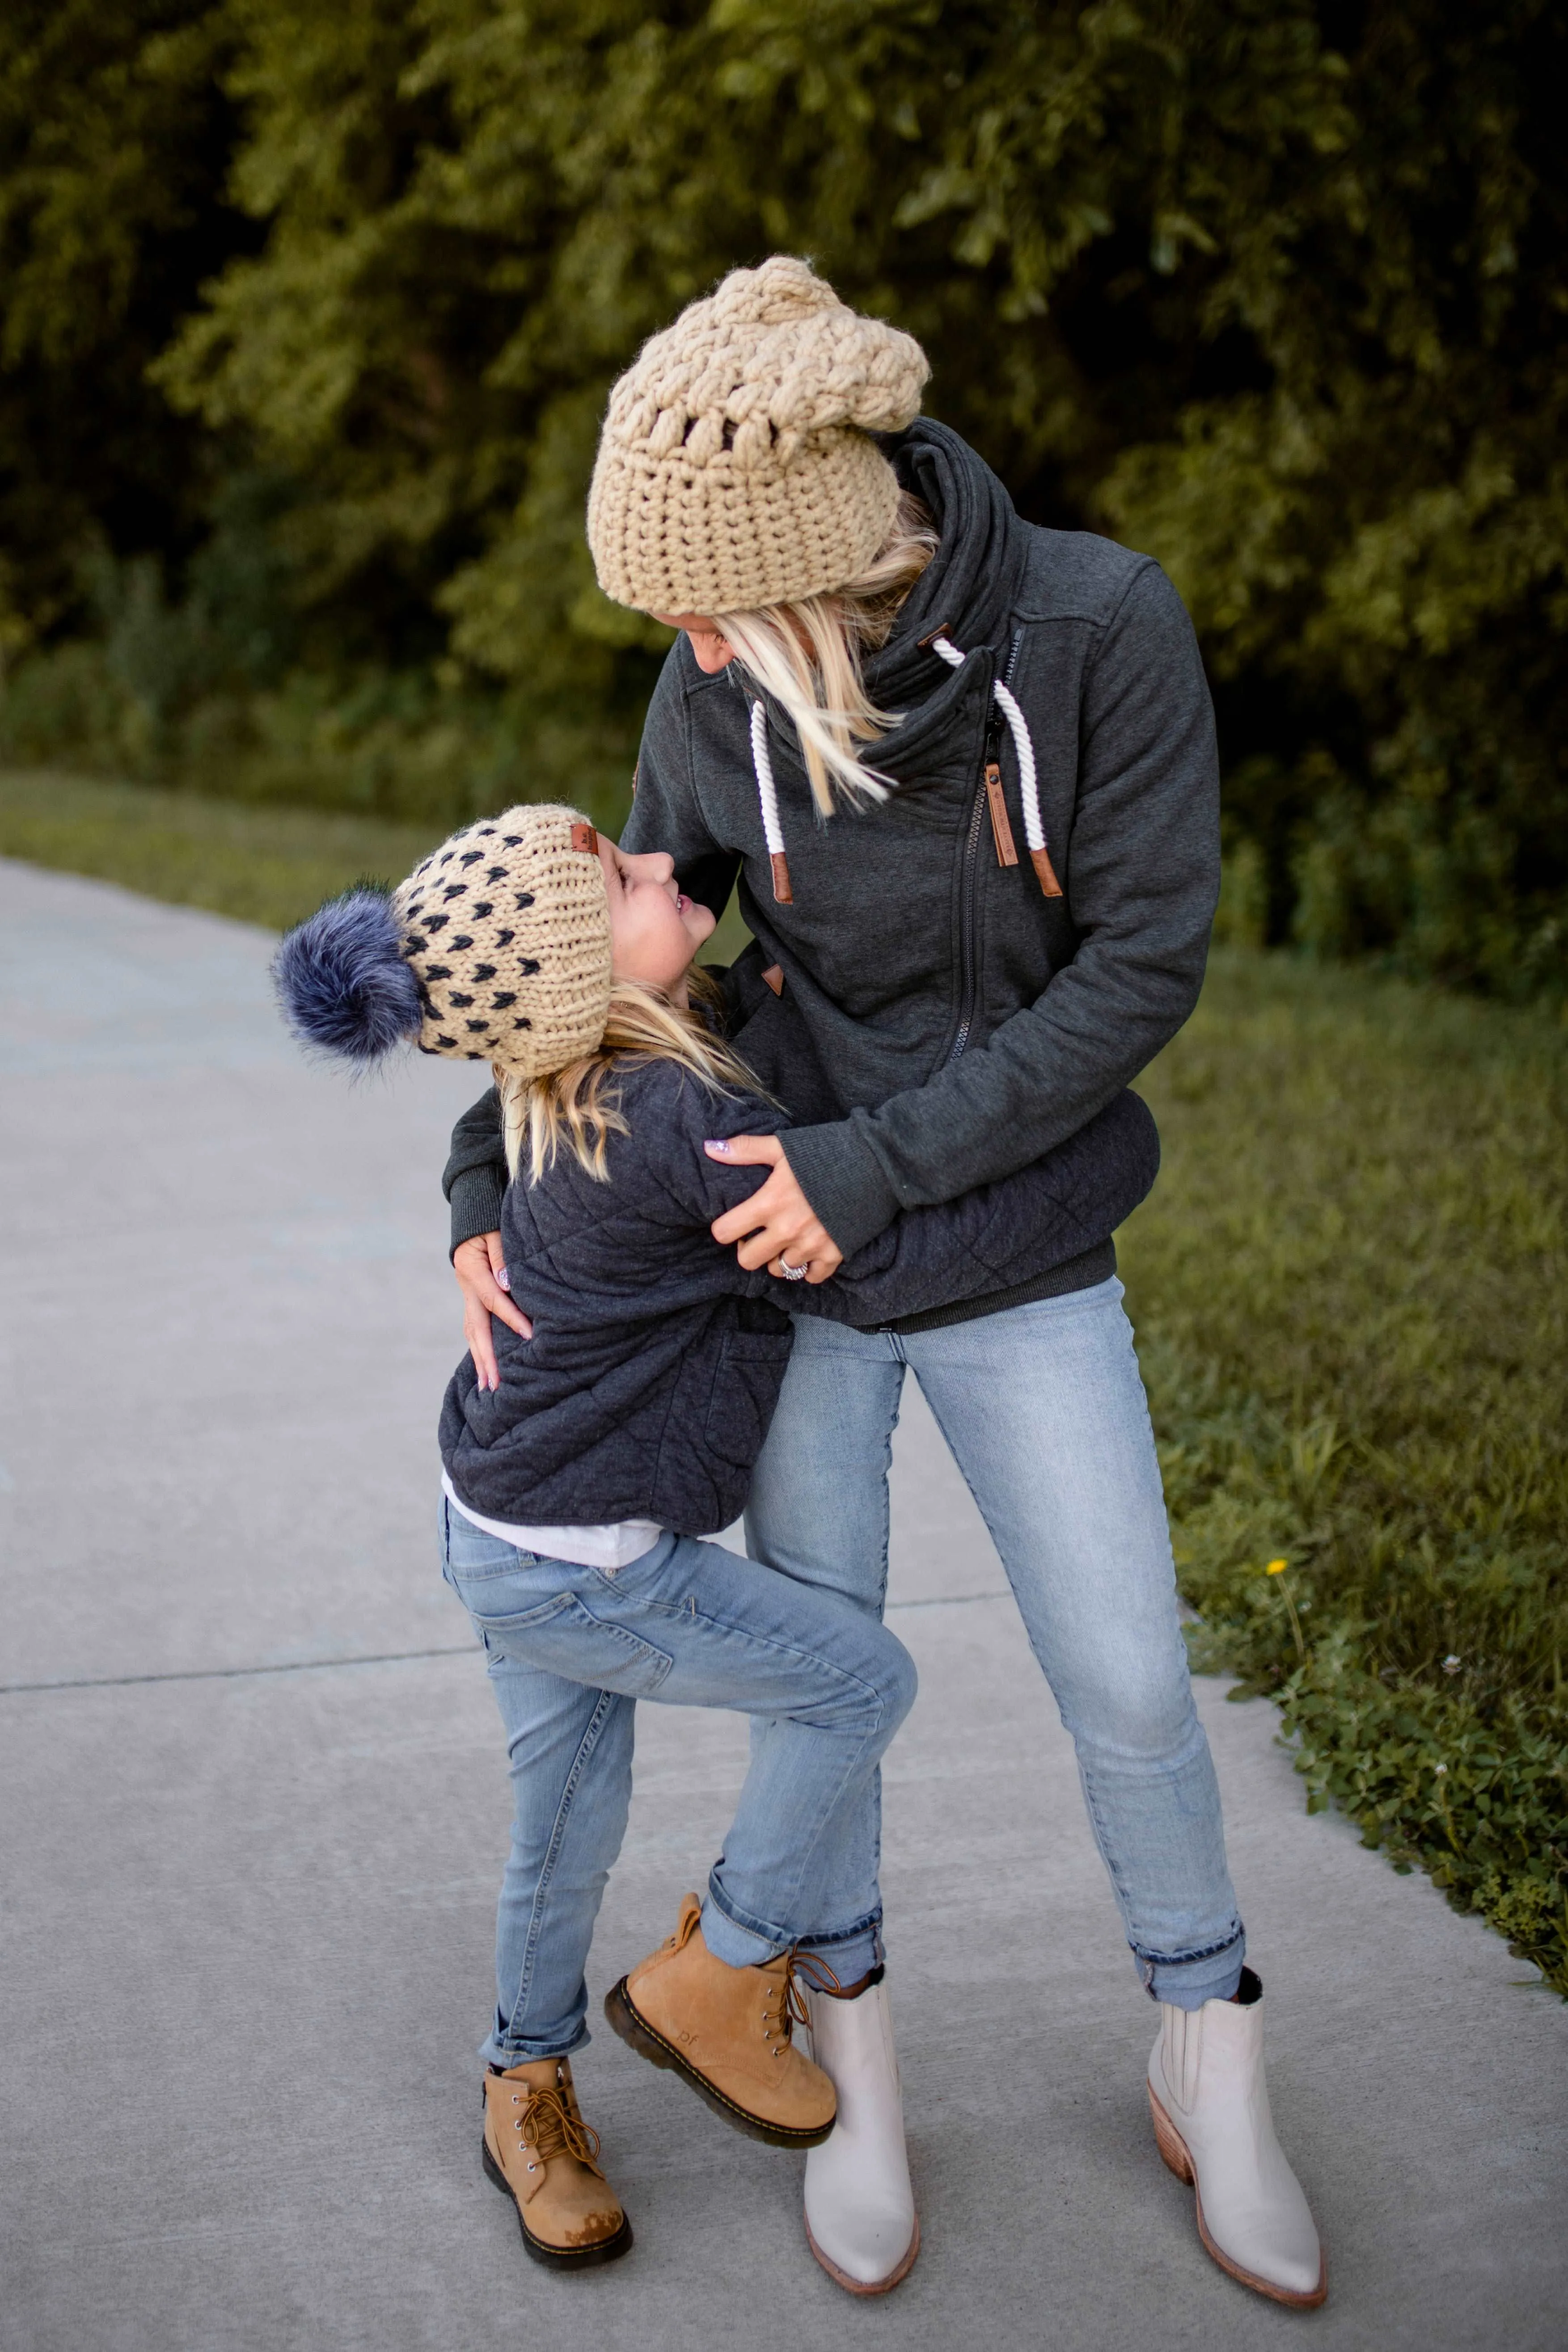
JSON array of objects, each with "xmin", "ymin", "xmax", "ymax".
[{"xmin": 1, "ymin": 857, "xmax": 1564, "ymax": 2352}]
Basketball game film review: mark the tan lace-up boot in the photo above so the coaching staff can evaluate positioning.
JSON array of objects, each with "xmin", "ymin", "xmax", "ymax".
[
  {"xmin": 605, "ymin": 1892, "xmax": 838, "ymax": 2147},
  {"xmin": 481, "ymin": 2056, "xmax": 632, "ymax": 2268}
]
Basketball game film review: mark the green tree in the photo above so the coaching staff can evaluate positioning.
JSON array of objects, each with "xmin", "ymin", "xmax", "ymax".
[
  {"xmin": 8, "ymin": 1, "xmax": 1565, "ymax": 992},
  {"xmin": 0, "ymin": 1, "xmax": 245, "ymax": 658}
]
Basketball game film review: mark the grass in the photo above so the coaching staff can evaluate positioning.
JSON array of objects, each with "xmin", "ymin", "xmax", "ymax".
[
  {"xmin": 1124, "ymin": 954, "xmax": 1568, "ymax": 1992},
  {"xmin": 6, "ymin": 768, "xmax": 1565, "ymax": 1990},
  {"xmin": 0, "ymin": 767, "xmax": 446, "ymax": 930}
]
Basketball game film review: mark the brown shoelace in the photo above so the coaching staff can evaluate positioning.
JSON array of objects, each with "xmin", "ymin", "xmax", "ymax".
[
  {"xmin": 505, "ymin": 2081, "xmax": 606, "ymax": 2179},
  {"xmin": 761, "ymin": 1949, "xmax": 842, "ymax": 2058}
]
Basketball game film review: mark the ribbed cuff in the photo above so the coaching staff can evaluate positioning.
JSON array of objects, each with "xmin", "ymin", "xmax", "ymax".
[
  {"xmin": 881, "ymin": 1242, "xmax": 1117, "ymax": 1334},
  {"xmin": 778, "ymin": 1122, "xmax": 902, "ymax": 1258},
  {"xmin": 448, "ymin": 1164, "xmax": 507, "ymax": 1260}
]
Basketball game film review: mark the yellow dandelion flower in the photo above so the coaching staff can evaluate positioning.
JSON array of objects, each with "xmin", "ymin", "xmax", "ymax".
[{"xmin": 1266, "ymin": 1558, "xmax": 1288, "ymax": 1575}]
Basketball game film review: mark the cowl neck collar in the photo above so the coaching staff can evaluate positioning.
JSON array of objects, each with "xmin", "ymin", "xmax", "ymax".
[
  {"xmin": 738, "ymin": 418, "xmax": 1031, "ymax": 797},
  {"xmin": 867, "ymin": 419, "xmax": 1030, "ymax": 703}
]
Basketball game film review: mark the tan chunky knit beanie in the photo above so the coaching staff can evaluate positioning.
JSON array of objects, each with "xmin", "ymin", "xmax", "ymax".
[
  {"xmin": 587, "ymin": 256, "xmax": 929, "ymax": 617},
  {"xmin": 392, "ymin": 806, "xmax": 612, "ymax": 1075}
]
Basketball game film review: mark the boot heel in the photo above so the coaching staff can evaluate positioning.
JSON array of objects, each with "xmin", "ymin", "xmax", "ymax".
[{"xmin": 1148, "ymin": 2086, "xmax": 1195, "ymax": 2184}]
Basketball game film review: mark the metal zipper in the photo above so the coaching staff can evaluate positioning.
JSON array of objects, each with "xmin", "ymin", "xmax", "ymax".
[{"xmin": 946, "ymin": 631, "xmax": 1023, "ymax": 1065}]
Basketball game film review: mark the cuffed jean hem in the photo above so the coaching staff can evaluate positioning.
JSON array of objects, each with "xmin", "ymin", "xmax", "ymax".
[
  {"xmin": 480, "ymin": 2018, "xmax": 592, "ymax": 2070},
  {"xmin": 1134, "ymin": 1925, "xmax": 1247, "ymax": 2010},
  {"xmin": 702, "ymin": 1883, "xmax": 883, "ymax": 1984},
  {"xmin": 702, "ymin": 1891, "xmax": 788, "ymax": 1971},
  {"xmin": 794, "ymin": 1912, "xmax": 884, "ymax": 1987},
  {"xmin": 705, "ymin": 1881, "xmax": 888, "ymax": 1976}
]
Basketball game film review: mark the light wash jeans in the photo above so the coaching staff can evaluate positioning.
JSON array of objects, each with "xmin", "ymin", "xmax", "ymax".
[
  {"xmin": 439, "ymin": 1498, "xmax": 916, "ymax": 2066},
  {"xmin": 745, "ymin": 1277, "xmax": 1245, "ymax": 2010}
]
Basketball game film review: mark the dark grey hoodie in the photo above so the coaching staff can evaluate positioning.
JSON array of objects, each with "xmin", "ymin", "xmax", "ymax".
[{"xmin": 446, "ymin": 419, "xmax": 1217, "ymax": 1330}]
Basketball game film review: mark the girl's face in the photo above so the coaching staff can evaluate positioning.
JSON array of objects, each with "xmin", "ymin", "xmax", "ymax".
[
  {"xmin": 598, "ymin": 836, "xmax": 716, "ymax": 1000},
  {"xmin": 655, "ymin": 612, "xmax": 736, "ymax": 674}
]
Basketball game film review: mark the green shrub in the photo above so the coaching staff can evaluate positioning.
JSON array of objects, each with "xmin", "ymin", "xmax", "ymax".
[{"xmin": 0, "ymin": 637, "xmax": 639, "ymax": 836}]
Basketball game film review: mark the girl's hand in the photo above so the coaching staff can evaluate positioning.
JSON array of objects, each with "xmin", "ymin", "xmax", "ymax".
[
  {"xmin": 705, "ymin": 1136, "xmax": 844, "ymax": 1283},
  {"xmin": 453, "ymin": 1232, "xmax": 532, "ymax": 1390}
]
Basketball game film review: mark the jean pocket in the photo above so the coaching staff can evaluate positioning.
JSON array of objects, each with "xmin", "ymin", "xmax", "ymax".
[{"xmin": 470, "ymin": 1593, "xmax": 675, "ymax": 1696}]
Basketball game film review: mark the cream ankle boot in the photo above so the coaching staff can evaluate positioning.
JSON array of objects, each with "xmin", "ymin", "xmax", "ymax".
[
  {"xmin": 1147, "ymin": 1969, "xmax": 1326, "ymax": 2307},
  {"xmin": 803, "ymin": 1976, "xmax": 921, "ymax": 2295}
]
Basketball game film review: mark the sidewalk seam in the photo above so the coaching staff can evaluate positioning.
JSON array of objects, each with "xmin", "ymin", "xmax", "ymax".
[{"xmin": 0, "ymin": 1592, "xmax": 1015, "ymax": 1696}]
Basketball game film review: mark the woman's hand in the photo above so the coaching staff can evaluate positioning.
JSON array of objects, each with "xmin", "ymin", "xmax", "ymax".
[
  {"xmin": 453, "ymin": 1232, "xmax": 532, "ymax": 1390},
  {"xmin": 705, "ymin": 1135, "xmax": 844, "ymax": 1283}
]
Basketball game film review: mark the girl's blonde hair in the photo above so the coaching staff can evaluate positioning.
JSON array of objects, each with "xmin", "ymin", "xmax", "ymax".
[
  {"xmin": 495, "ymin": 971, "xmax": 765, "ymax": 1183},
  {"xmin": 713, "ymin": 489, "xmax": 938, "ymax": 815}
]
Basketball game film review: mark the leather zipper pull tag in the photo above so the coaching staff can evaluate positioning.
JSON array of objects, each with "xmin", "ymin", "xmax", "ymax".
[{"xmin": 984, "ymin": 763, "xmax": 1019, "ymax": 868}]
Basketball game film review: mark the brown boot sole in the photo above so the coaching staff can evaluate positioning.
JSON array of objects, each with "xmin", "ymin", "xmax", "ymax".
[
  {"xmin": 482, "ymin": 2138, "xmax": 634, "ymax": 2269},
  {"xmin": 604, "ymin": 1976, "xmax": 836, "ymax": 2149},
  {"xmin": 806, "ymin": 2213, "xmax": 921, "ymax": 2297},
  {"xmin": 1148, "ymin": 2086, "xmax": 1327, "ymax": 2309}
]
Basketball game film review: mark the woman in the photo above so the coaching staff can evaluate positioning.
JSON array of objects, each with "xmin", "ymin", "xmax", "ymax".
[{"xmin": 448, "ymin": 257, "xmax": 1325, "ymax": 2308}]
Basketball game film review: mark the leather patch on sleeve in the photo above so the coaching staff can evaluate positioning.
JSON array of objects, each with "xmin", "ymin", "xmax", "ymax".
[
  {"xmin": 570, "ymin": 822, "xmax": 598, "ymax": 855},
  {"xmin": 761, "ymin": 964, "xmax": 784, "ymax": 997}
]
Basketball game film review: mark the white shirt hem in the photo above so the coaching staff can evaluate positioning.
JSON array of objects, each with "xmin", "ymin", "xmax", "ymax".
[{"xmin": 442, "ymin": 1472, "xmax": 664, "ymax": 1572}]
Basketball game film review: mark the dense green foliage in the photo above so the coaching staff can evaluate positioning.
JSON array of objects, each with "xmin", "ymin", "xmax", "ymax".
[
  {"xmin": 1124, "ymin": 953, "xmax": 1568, "ymax": 1992},
  {"xmin": 2, "ymin": 1, "xmax": 1565, "ymax": 991},
  {"xmin": 0, "ymin": 4, "xmax": 245, "ymax": 643}
]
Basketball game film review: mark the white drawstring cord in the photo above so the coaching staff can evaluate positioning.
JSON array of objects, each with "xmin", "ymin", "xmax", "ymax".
[
  {"xmin": 747, "ymin": 641, "xmax": 1061, "ymax": 905},
  {"xmin": 930, "ymin": 635, "xmax": 1062, "ymax": 896},
  {"xmin": 748, "ymin": 699, "xmax": 793, "ymax": 903}
]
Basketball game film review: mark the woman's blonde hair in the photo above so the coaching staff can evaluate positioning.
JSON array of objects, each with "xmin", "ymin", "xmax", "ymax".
[
  {"xmin": 495, "ymin": 971, "xmax": 765, "ymax": 1184},
  {"xmin": 713, "ymin": 489, "xmax": 938, "ymax": 815}
]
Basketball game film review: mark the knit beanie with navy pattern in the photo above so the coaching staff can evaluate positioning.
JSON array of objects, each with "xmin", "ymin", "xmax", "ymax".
[{"xmin": 272, "ymin": 805, "xmax": 613, "ymax": 1079}]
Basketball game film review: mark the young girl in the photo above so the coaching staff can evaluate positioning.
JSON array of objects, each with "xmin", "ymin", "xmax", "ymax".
[{"xmin": 274, "ymin": 803, "xmax": 1157, "ymax": 2279}]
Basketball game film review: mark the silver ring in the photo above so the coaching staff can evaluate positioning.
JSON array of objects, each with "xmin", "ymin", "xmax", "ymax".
[{"xmin": 778, "ymin": 1258, "xmax": 809, "ymax": 1282}]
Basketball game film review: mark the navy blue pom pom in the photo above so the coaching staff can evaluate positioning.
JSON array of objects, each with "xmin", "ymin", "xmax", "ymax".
[{"xmin": 272, "ymin": 887, "xmax": 423, "ymax": 1064}]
